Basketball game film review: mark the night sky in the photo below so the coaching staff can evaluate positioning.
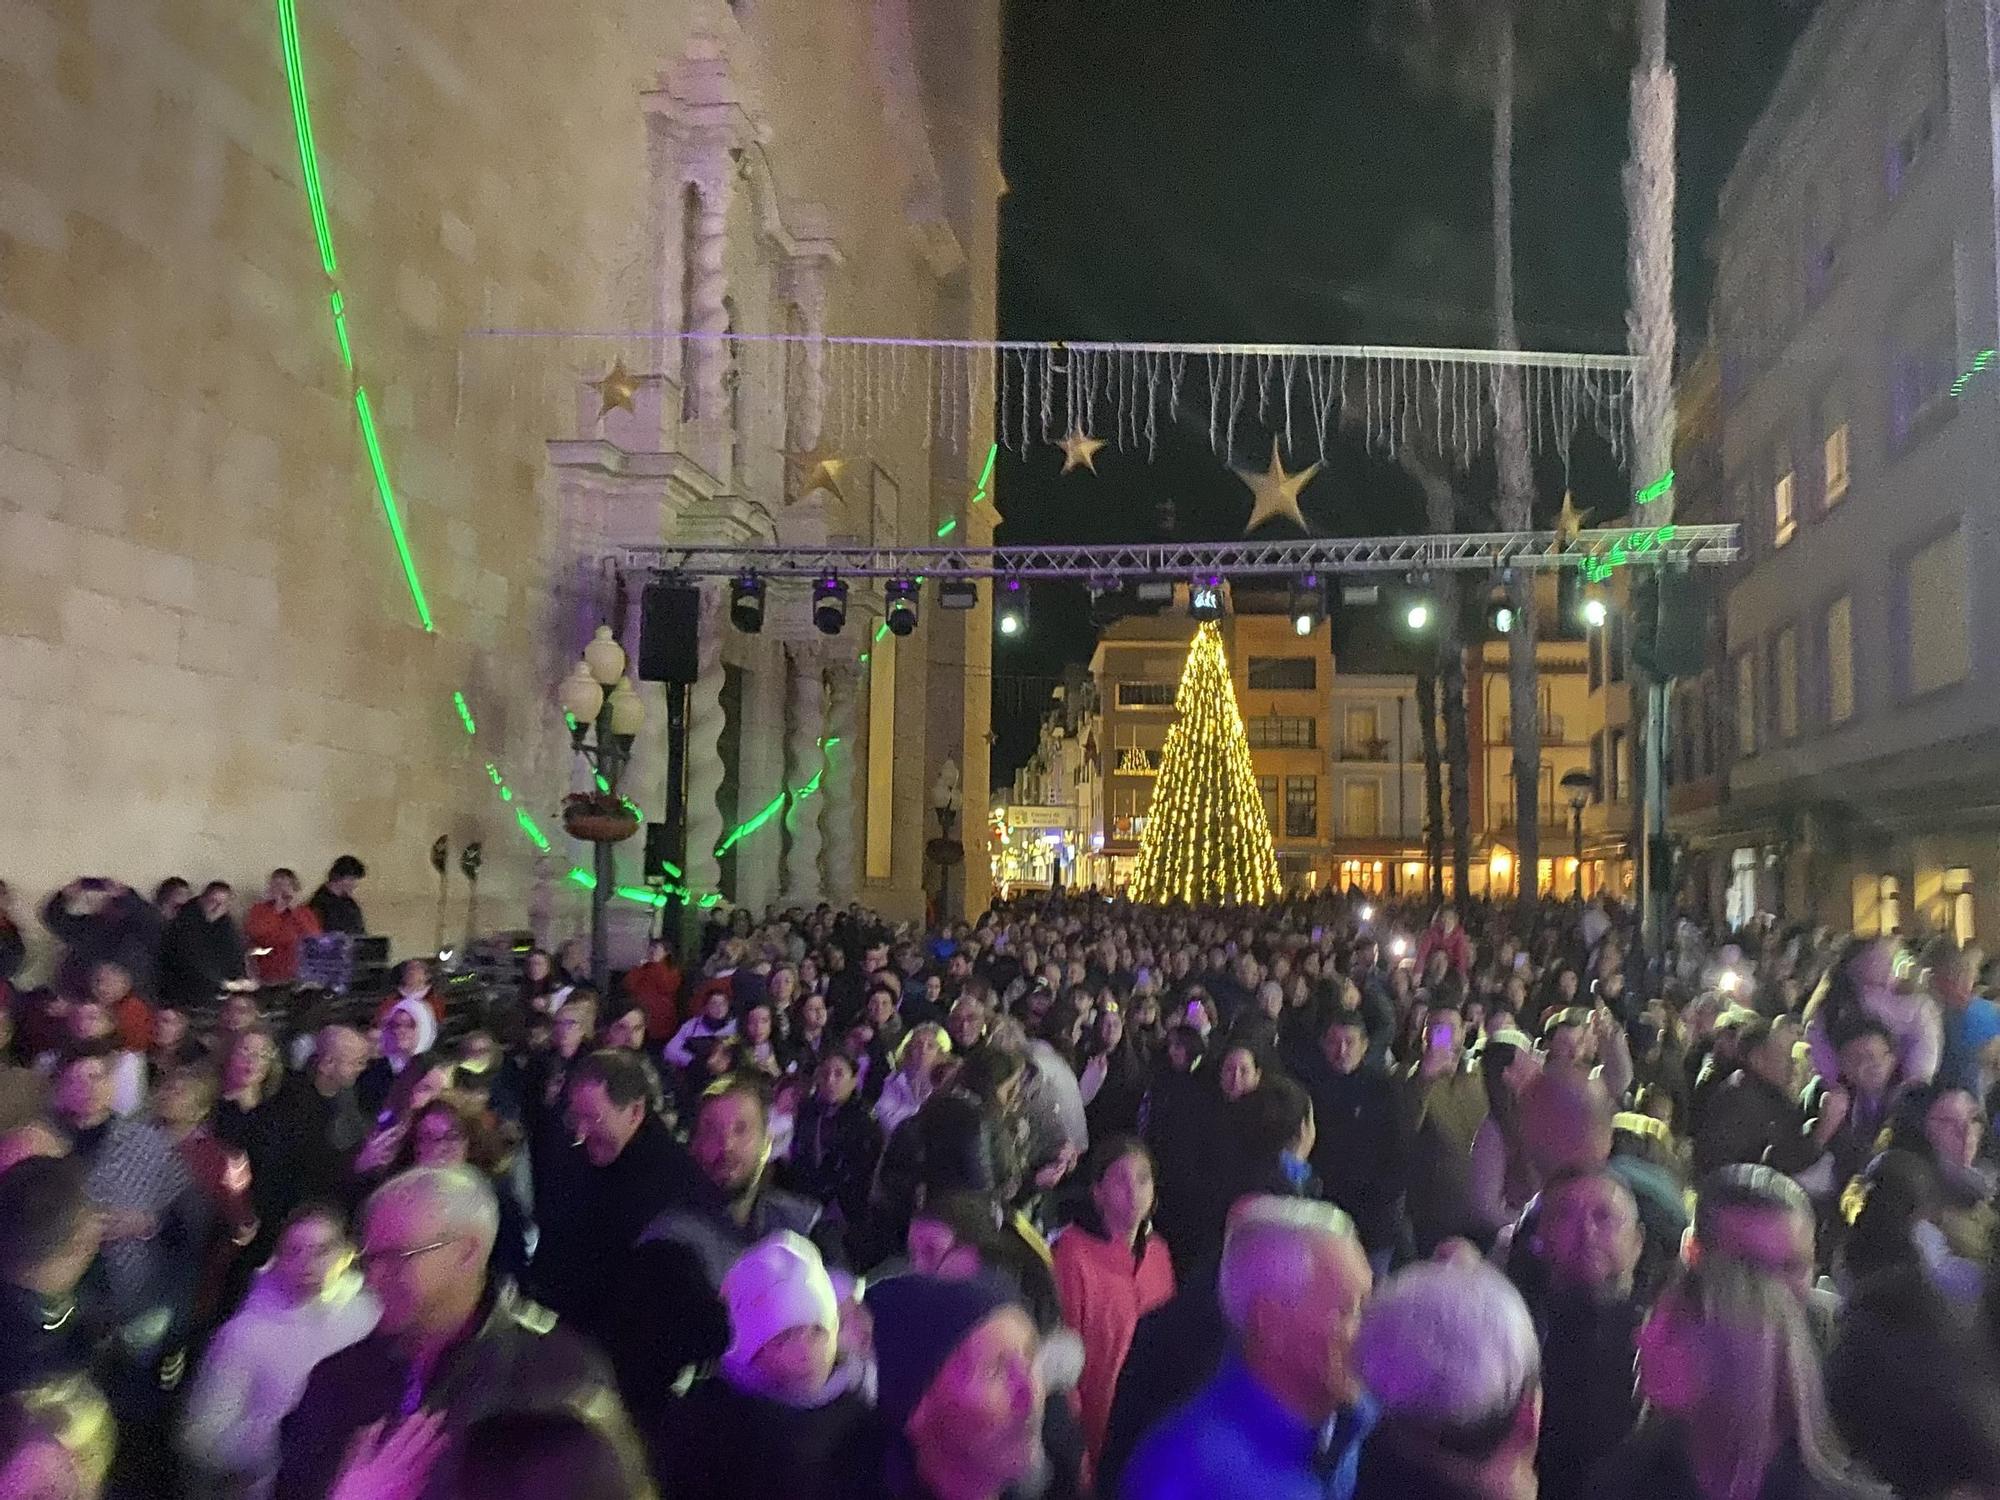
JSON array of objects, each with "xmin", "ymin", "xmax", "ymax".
[{"xmin": 988, "ymin": 0, "xmax": 1812, "ymax": 784}]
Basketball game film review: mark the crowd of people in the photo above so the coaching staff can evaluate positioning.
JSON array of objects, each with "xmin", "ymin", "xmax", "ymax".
[{"xmin": 5, "ymin": 860, "xmax": 2000, "ymax": 1500}]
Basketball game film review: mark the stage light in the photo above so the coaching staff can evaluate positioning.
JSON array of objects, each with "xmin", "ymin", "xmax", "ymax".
[
  {"xmin": 729, "ymin": 572, "xmax": 765, "ymax": 633},
  {"xmin": 996, "ymin": 578, "xmax": 1028, "ymax": 638},
  {"xmin": 937, "ymin": 577, "xmax": 978, "ymax": 611},
  {"xmin": 1291, "ymin": 573, "xmax": 1322, "ymax": 636},
  {"xmin": 812, "ymin": 574, "xmax": 848, "ymax": 635},
  {"xmin": 885, "ymin": 578, "xmax": 919, "ymax": 636},
  {"xmin": 1294, "ymin": 611, "xmax": 1314, "ymax": 636},
  {"xmin": 1582, "ymin": 595, "xmax": 1609, "ymax": 629},
  {"xmin": 1190, "ymin": 575, "xmax": 1224, "ymax": 621},
  {"xmin": 1406, "ymin": 601, "xmax": 1431, "ymax": 632}
]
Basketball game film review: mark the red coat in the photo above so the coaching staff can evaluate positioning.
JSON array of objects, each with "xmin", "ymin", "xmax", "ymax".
[
  {"xmin": 244, "ymin": 901, "xmax": 323, "ymax": 984},
  {"xmin": 1416, "ymin": 923, "xmax": 1473, "ymax": 977},
  {"xmin": 1052, "ymin": 1224, "xmax": 1175, "ymax": 1467},
  {"xmin": 622, "ymin": 960, "xmax": 684, "ymax": 1043}
]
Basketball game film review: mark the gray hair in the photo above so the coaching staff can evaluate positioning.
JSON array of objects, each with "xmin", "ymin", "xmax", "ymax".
[
  {"xmin": 364, "ymin": 1165, "xmax": 500, "ymax": 1255},
  {"xmin": 1217, "ymin": 1197, "xmax": 1357, "ymax": 1335},
  {"xmin": 1355, "ymin": 1260, "xmax": 1538, "ymax": 1433}
]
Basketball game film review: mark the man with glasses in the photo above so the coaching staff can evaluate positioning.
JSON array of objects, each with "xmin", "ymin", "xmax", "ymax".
[{"xmin": 273, "ymin": 1165, "xmax": 646, "ymax": 1500}]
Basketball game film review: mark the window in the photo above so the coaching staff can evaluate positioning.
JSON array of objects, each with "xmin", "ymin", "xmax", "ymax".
[
  {"xmin": 1892, "ymin": 320, "xmax": 1956, "ymax": 448},
  {"xmin": 1608, "ymin": 728, "xmax": 1627, "ymax": 804},
  {"xmin": 1905, "ymin": 526, "xmax": 1970, "ymax": 696},
  {"xmin": 1945, "ymin": 867, "xmax": 1976, "ymax": 944},
  {"xmin": 1727, "ymin": 848, "xmax": 1759, "ymax": 929},
  {"xmin": 1116, "ymin": 681, "xmax": 1176, "ymax": 708},
  {"xmin": 1343, "ymin": 778, "xmax": 1381, "ymax": 836},
  {"xmin": 1775, "ymin": 626, "xmax": 1800, "ymax": 739},
  {"xmin": 1344, "ymin": 706, "xmax": 1383, "ymax": 759},
  {"xmin": 1735, "ymin": 652, "xmax": 1759, "ymax": 758},
  {"xmin": 1878, "ymin": 874, "xmax": 1904, "ymax": 935},
  {"xmin": 1247, "ymin": 657, "xmax": 1316, "ymax": 691},
  {"xmin": 1773, "ymin": 466, "xmax": 1797, "ymax": 547},
  {"xmin": 1607, "ymin": 611, "xmax": 1626, "ymax": 686},
  {"xmin": 1826, "ymin": 596, "xmax": 1854, "ymax": 723},
  {"xmin": 1113, "ymin": 724, "xmax": 1164, "ymax": 776},
  {"xmin": 1257, "ymin": 775, "xmax": 1279, "ymax": 830},
  {"xmin": 1247, "ymin": 716, "xmax": 1316, "ymax": 749},
  {"xmin": 1823, "ymin": 415, "xmax": 1850, "ymax": 505},
  {"xmin": 1587, "ymin": 629, "xmax": 1602, "ymax": 692},
  {"xmin": 1284, "ymin": 776, "xmax": 1318, "ymax": 839}
]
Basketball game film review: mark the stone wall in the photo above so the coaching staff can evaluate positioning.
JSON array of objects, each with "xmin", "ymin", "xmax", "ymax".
[{"xmin": 0, "ymin": 0, "xmax": 997, "ymax": 974}]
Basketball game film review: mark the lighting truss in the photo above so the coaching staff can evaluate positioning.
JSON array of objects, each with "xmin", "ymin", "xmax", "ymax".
[{"xmin": 619, "ymin": 525, "xmax": 1738, "ymax": 582}]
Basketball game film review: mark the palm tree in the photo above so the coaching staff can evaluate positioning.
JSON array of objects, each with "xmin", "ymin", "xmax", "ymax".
[
  {"xmin": 1373, "ymin": 0, "xmax": 1620, "ymax": 916},
  {"xmin": 1416, "ymin": 670, "xmax": 1445, "ymax": 896},
  {"xmin": 1401, "ymin": 453, "xmax": 1473, "ymax": 899}
]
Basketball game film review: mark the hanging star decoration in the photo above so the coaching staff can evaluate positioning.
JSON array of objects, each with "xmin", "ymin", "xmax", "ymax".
[
  {"xmin": 786, "ymin": 438, "xmax": 849, "ymax": 500},
  {"xmin": 588, "ymin": 358, "xmax": 643, "ymax": 417},
  {"xmin": 1234, "ymin": 439, "xmax": 1321, "ymax": 534},
  {"xmin": 1057, "ymin": 426, "xmax": 1106, "ymax": 476},
  {"xmin": 1553, "ymin": 491, "xmax": 1593, "ymax": 547}
]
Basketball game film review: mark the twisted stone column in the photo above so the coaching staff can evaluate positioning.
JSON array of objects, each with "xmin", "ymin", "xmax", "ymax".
[
  {"xmin": 684, "ymin": 583, "xmax": 728, "ymax": 899},
  {"xmin": 684, "ymin": 163, "xmax": 733, "ymax": 470},
  {"xmin": 822, "ymin": 666, "xmax": 861, "ymax": 905},
  {"xmin": 781, "ymin": 646, "xmax": 827, "ymax": 905}
]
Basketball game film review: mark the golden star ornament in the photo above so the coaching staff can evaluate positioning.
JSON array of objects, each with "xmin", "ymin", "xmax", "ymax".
[
  {"xmin": 787, "ymin": 438, "xmax": 848, "ymax": 499},
  {"xmin": 1235, "ymin": 440, "xmax": 1321, "ymax": 534},
  {"xmin": 589, "ymin": 358, "xmax": 642, "ymax": 417},
  {"xmin": 1057, "ymin": 426, "xmax": 1107, "ymax": 475},
  {"xmin": 1554, "ymin": 491, "xmax": 1592, "ymax": 546}
]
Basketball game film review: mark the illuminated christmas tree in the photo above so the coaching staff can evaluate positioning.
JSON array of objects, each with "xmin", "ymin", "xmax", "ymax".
[{"xmin": 1130, "ymin": 621, "xmax": 1282, "ymax": 905}]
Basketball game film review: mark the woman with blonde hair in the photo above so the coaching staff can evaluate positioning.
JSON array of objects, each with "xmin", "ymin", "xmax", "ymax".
[
  {"xmin": 873, "ymin": 1021, "xmax": 951, "ymax": 1135},
  {"xmin": 1593, "ymin": 1260, "xmax": 1886, "ymax": 1500}
]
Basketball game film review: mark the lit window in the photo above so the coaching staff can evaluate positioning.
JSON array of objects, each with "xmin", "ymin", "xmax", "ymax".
[
  {"xmin": 1343, "ymin": 778, "xmax": 1381, "ymax": 836},
  {"xmin": 1776, "ymin": 626, "xmax": 1799, "ymax": 739},
  {"xmin": 1945, "ymin": 867, "xmax": 1976, "ymax": 944},
  {"xmin": 1879, "ymin": 875, "xmax": 1903, "ymax": 935},
  {"xmin": 1823, "ymin": 420, "xmax": 1850, "ymax": 505},
  {"xmin": 1826, "ymin": 596, "xmax": 1854, "ymax": 723},
  {"xmin": 1284, "ymin": 776, "xmax": 1318, "ymax": 839},
  {"xmin": 1774, "ymin": 468, "xmax": 1797, "ymax": 546},
  {"xmin": 1907, "ymin": 525, "xmax": 1969, "ymax": 696}
]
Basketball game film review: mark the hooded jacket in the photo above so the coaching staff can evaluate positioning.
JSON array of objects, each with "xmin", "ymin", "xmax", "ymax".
[{"xmin": 180, "ymin": 1267, "xmax": 380, "ymax": 1498}]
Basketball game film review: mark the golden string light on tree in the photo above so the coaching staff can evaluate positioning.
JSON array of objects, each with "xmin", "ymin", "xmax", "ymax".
[{"xmin": 1129, "ymin": 621, "xmax": 1282, "ymax": 905}]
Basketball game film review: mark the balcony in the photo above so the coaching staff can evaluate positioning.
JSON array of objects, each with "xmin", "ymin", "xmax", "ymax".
[
  {"xmin": 1114, "ymin": 747, "xmax": 1164, "ymax": 776},
  {"xmin": 1496, "ymin": 717, "xmax": 1566, "ymax": 744},
  {"xmin": 1340, "ymin": 738, "xmax": 1392, "ymax": 762},
  {"xmin": 1116, "ymin": 682, "xmax": 1177, "ymax": 709}
]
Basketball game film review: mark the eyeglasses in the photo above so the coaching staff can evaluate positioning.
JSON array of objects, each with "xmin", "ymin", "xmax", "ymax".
[{"xmin": 358, "ymin": 1238, "xmax": 453, "ymax": 1269}]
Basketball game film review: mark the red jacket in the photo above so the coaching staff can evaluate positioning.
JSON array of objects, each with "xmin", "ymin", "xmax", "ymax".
[
  {"xmin": 1052, "ymin": 1224, "xmax": 1175, "ymax": 1468},
  {"xmin": 1416, "ymin": 923, "xmax": 1473, "ymax": 977},
  {"xmin": 244, "ymin": 901, "xmax": 323, "ymax": 984},
  {"xmin": 623, "ymin": 960, "xmax": 684, "ymax": 1044}
]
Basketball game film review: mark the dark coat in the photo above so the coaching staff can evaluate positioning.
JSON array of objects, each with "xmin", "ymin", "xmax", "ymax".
[
  {"xmin": 39, "ymin": 886, "xmax": 164, "ymax": 997},
  {"xmin": 272, "ymin": 1284, "xmax": 646, "ymax": 1500},
  {"xmin": 1693, "ymin": 1069, "xmax": 1823, "ymax": 1181},
  {"xmin": 1534, "ymin": 1295, "xmax": 1644, "ymax": 1500},
  {"xmin": 781, "ymin": 1093, "xmax": 883, "ymax": 1231},
  {"xmin": 263, "ymin": 1073, "xmax": 369, "ymax": 1217},
  {"xmin": 1143, "ymin": 1070, "xmax": 1234, "ymax": 1282},
  {"xmin": 1301, "ymin": 1059, "xmax": 1407, "ymax": 1254},
  {"xmin": 1590, "ymin": 1419, "xmax": 1846, "ymax": 1500},
  {"xmin": 1352, "ymin": 1424, "xmax": 1494, "ymax": 1500},
  {"xmin": 158, "ymin": 905, "xmax": 247, "ymax": 1008},
  {"xmin": 305, "ymin": 885, "xmax": 365, "ymax": 936},
  {"xmin": 649, "ymin": 1371, "xmax": 873, "ymax": 1500},
  {"xmin": 1097, "ymin": 1270, "xmax": 1229, "ymax": 1498}
]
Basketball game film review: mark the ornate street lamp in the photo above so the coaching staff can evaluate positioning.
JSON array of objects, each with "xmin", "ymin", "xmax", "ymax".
[
  {"xmin": 558, "ymin": 625, "xmax": 647, "ymax": 992},
  {"xmin": 1561, "ymin": 768, "xmax": 1597, "ymax": 901}
]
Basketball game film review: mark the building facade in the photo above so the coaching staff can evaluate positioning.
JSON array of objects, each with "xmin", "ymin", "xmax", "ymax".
[
  {"xmin": 0, "ymin": 0, "xmax": 998, "ymax": 963},
  {"xmin": 1677, "ymin": 0, "xmax": 2000, "ymax": 942},
  {"xmin": 1327, "ymin": 674, "xmax": 1427, "ymax": 893}
]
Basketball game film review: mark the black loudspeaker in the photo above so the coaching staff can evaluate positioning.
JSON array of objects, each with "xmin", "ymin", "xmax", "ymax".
[
  {"xmin": 638, "ymin": 583, "xmax": 701, "ymax": 683},
  {"xmin": 644, "ymin": 822, "xmax": 674, "ymax": 877},
  {"xmin": 1637, "ymin": 567, "xmax": 1708, "ymax": 680}
]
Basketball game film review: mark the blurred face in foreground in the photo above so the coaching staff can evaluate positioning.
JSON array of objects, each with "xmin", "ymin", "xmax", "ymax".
[{"xmin": 906, "ymin": 1308, "xmax": 1045, "ymax": 1491}]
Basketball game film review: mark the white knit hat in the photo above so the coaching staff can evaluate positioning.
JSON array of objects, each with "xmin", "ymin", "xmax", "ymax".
[{"xmin": 722, "ymin": 1231, "xmax": 840, "ymax": 1364}]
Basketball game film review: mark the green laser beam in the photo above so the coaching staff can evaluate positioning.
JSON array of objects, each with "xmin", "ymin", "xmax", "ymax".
[
  {"xmin": 275, "ymin": 0, "xmax": 337, "ymax": 276},
  {"xmin": 452, "ymin": 691, "xmax": 477, "ymax": 736},
  {"xmin": 1634, "ymin": 469, "xmax": 1675, "ymax": 505},
  {"xmin": 351, "ymin": 388, "xmax": 435, "ymax": 632},
  {"xmin": 936, "ymin": 518, "xmax": 958, "ymax": 538},
  {"xmin": 328, "ymin": 292, "xmax": 353, "ymax": 372}
]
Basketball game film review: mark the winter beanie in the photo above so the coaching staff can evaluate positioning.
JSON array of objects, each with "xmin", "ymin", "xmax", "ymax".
[
  {"xmin": 721, "ymin": 1230, "xmax": 840, "ymax": 1365},
  {"xmin": 866, "ymin": 1271, "xmax": 1022, "ymax": 1435}
]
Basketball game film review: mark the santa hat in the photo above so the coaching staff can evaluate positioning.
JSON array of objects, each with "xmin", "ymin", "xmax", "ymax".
[{"xmin": 721, "ymin": 1231, "xmax": 839, "ymax": 1366}]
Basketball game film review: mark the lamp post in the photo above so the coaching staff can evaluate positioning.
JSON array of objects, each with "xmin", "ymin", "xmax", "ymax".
[
  {"xmin": 1561, "ymin": 768, "xmax": 1596, "ymax": 902},
  {"xmin": 558, "ymin": 625, "xmax": 647, "ymax": 994}
]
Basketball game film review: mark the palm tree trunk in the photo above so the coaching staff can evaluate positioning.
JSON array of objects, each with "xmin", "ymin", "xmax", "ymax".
[
  {"xmin": 1627, "ymin": 0, "xmax": 1677, "ymax": 944},
  {"xmin": 1416, "ymin": 671, "xmax": 1445, "ymax": 898},
  {"xmin": 1441, "ymin": 631, "xmax": 1473, "ymax": 900},
  {"xmin": 1492, "ymin": 0, "xmax": 1541, "ymax": 914}
]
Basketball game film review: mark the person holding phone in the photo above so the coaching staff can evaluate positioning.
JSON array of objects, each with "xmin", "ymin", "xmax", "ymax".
[{"xmin": 1397, "ymin": 1005, "xmax": 1491, "ymax": 1255}]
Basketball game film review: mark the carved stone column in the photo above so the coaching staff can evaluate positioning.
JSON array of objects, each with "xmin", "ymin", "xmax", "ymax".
[
  {"xmin": 822, "ymin": 663, "xmax": 862, "ymax": 906},
  {"xmin": 684, "ymin": 582, "xmax": 728, "ymax": 900},
  {"xmin": 684, "ymin": 157, "xmax": 734, "ymax": 475},
  {"xmin": 781, "ymin": 645, "xmax": 827, "ymax": 905}
]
